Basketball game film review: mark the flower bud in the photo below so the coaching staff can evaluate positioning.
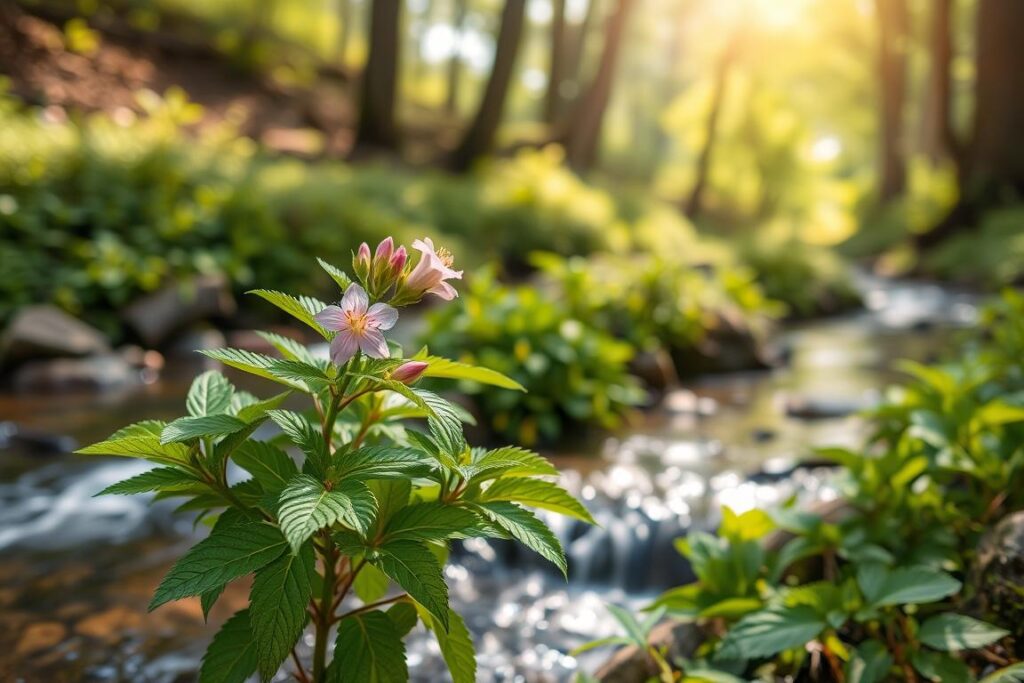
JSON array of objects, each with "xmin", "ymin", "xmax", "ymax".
[
  {"xmin": 389, "ymin": 246, "xmax": 408, "ymax": 277},
  {"xmin": 391, "ymin": 360, "xmax": 428, "ymax": 385},
  {"xmin": 374, "ymin": 236, "xmax": 394, "ymax": 263},
  {"xmin": 353, "ymin": 242, "xmax": 372, "ymax": 282}
]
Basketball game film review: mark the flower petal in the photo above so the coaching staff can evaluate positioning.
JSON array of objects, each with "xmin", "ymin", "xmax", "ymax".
[
  {"xmin": 330, "ymin": 331, "xmax": 359, "ymax": 365},
  {"xmin": 366, "ymin": 303, "xmax": 399, "ymax": 330},
  {"xmin": 427, "ymin": 281, "xmax": 459, "ymax": 300},
  {"xmin": 357, "ymin": 328, "xmax": 390, "ymax": 359},
  {"xmin": 341, "ymin": 284, "xmax": 369, "ymax": 316},
  {"xmin": 314, "ymin": 305, "xmax": 347, "ymax": 331}
]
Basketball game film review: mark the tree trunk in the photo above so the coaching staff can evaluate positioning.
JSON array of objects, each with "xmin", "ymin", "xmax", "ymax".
[
  {"xmin": 445, "ymin": 0, "xmax": 469, "ymax": 115},
  {"xmin": 449, "ymin": 0, "xmax": 527, "ymax": 172},
  {"xmin": 337, "ymin": 0, "xmax": 352, "ymax": 65},
  {"xmin": 543, "ymin": 0, "xmax": 568, "ymax": 125},
  {"xmin": 684, "ymin": 40, "xmax": 736, "ymax": 219},
  {"xmin": 876, "ymin": 0, "xmax": 909, "ymax": 201},
  {"xmin": 564, "ymin": 0, "xmax": 599, "ymax": 103},
  {"xmin": 920, "ymin": 0, "xmax": 957, "ymax": 165},
  {"xmin": 916, "ymin": 0, "xmax": 1024, "ymax": 249},
  {"xmin": 354, "ymin": 0, "xmax": 402, "ymax": 152},
  {"xmin": 561, "ymin": 0, "xmax": 635, "ymax": 172}
]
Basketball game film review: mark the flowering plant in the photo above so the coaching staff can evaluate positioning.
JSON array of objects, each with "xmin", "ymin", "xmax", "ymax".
[{"xmin": 79, "ymin": 238, "xmax": 593, "ymax": 682}]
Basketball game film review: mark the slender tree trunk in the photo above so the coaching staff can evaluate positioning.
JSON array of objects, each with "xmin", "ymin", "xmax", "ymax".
[
  {"xmin": 354, "ymin": 0, "xmax": 402, "ymax": 152},
  {"xmin": 413, "ymin": 0, "xmax": 438, "ymax": 83},
  {"xmin": 564, "ymin": 0, "xmax": 599, "ymax": 103},
  {"xmin": 445, "ymin": 0, "xmax": 469, "ymax": 114},
  {"xmin": 920, "ymin": 0, "xmax": 957, "ymax": 165},
  {"xmin": 337, "ymin": 0, "xmax": 352, "ymax": 66},
  {"xmin": 917, "ymin": 0, "xmax": 1024, "ymax": 249},
  {"xmin": 543, "ymin": 0, "xmax": 568, "ymax": 125},
  {"xmin": 449, "ymin": 0, "xmax": 527, "ymax": 171},
  {"xmin": 685, "ymin": 39, "xmax": 735, "ymax": 218},
  {"xmin": 561, "ymin": 0, "xmax": 635, "ymax": 171},
  {"xmin": 876, "ymin": 0, "xmax": 909, "ymax": 201}
]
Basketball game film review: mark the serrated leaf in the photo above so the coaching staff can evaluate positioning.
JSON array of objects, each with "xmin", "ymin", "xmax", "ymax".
[
  {"xmin": 277, "ymin": 475, "xmax": 377, "ymax": 552},
  {"xmin": 267, "ymin": 410, "xmax": 329, "ymax": 475},
  {"xmin": 235, "ymin": 391, "xmax": 292, "ymax": 424},
  {"xmin": 161, "ymin": 414, "xmax": 249, "ymax": 444},
  {"xmin": 414, "ymin": 353, "xmax": 525, "ymax": 391},
  {"xmin": 846, "ymin": 639, "xmax": 893, "ymax": 683},
  {"xmin": 911, "ymin": 649, "xmax": 971, "ymax": 682},
  {"xmin": 150, "ymin": 517, "xmax": 287, "ymax": 609},
  {"xmin": 332, "ymin": 445, "xmax": 435, "ymax": 481},
  {"xmin": 416, "ymin": 389, "xmax": 466, "ymax": 456},
  {"xmin": 199, "ymin": 609, "xmax": 259, "ymax": 683},
  {"xmin": 77, "ymin": 436, "xmax": 190, "ymax": 467},
  {"xmin": 353, "ymin": 562, "xmax": 391, "ymax": 603},
  {"xmin": 187, "ymin": 371, "xmax": 234, "ymax": 417},
  {"xmin": 200, "ymin": 585, "xmax": 225, "ymax": 622},
  {"xmin": 480, "ymin": 477, "xmax": 596, "ymax": 524},
  {"xmin": 108, "ymin": 419, "xmax": 166, "ymax": 440},
  {"xmin": 388, "ymin": 602, "xmax": 419, "ymax": 637},
  {"xmin": 200, "ymin": 348, "xmax": 308, "ymax": 391},
  {"xmin": 918, "ymin": 613, "xmax": 1009, "ymax": 651},
  {"xmin": 419, "ymin": 605, "xmax": 477, "ymax": 683},
  {"xmin": 374, "ymin": 540, "xmax": 451, "ymax": 631},
  {"xmin": 326, "ymin": 611, "xmax": 407, "ymax": 683},
  {"xmin": 473, "ymin": 501, "xmax": 567, "ymax": 576},
  {"xmin": 255, "ymin": 330, "xmax": 318, "ymax": 364},
  {"xmin": 267, "ymin": 359, "xmax": 332, "ymax": 390},
  {"xmin": 981, "ymin": 663, "xmax": 1024, "ymax": 683},
  {"xmin": 251, "ymin": 541, "xmax": 315, "ymax": 680},
  {"xmin": 384, "ymin": 503, "xmax": 482, "ymax": 542},
  {"xmin": 232, "ymin": 441, "xmax": 298, "ymax": 496},
  {"xmin": 249, "ymin": 289, "xmax": 330, "ymax": 338},
  {"xmin": 468, "ymin": 446, "xmax": 558, "ymax": 480},
  {"xmin": 606, "ymin": 603, "xmax": 649, "ymax": 645},
  {"xmin": 96, "ymin": 466, "xmax": 199, "ymax": 496},
  {"xmin": 858, "ymin": 564, "xmax": 962, "ymax": 607},
  {"xmin": 719, "ymin": 606, "xmax": 826, "ymax": 659},
  {"xmin": 317, "ymin": 257, "xmax": 354, "ymax": 291}
]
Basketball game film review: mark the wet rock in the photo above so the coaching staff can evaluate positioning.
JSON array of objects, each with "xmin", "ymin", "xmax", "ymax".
[
  {"xmin": 165, "ymin": 326, "xmax": 227, "ymax": 357},
  {"xmin": 122, "ymin": 274, "xmax": 236, "ymax": 347},
  {"xmin": 630, "ymin": 349, "xmax": 678, "ymax": 393},
  {"xmin": 972, "ymin": 511, "xmax": 1024, "ymax": 651},
  {"xmin": 12, "ymin": 353, "xmax": 137, "ymax": 391},
  {"xmin": 784, "ymin": 395, "xmax": 867, "ymax": 420},
  {"xmin": 671, "ymin": 314, "xmax": 777, "ymax": 377},
  {"xmin": 752, "ymin": 427, "xmax": 777, "ymax": 443},
  {"xmin": 16, "ymin": 622, "xmax": 67, "ymax": 655},
  {"xmin": 0, "ymin": 421, "xmax": 77, "ymax": 454},
  {"xmin": 0, "ymin": 305, "xmax": 110, "ymax": 363},
  {"xmin": 595, "ymin": 620, "xmax": 703, "ymax": 682}
]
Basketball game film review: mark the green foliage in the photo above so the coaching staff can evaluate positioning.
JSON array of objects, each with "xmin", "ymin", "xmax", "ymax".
[{"xmin": 79, "ymin": 252, "xmax": 593, "ymax": 681}]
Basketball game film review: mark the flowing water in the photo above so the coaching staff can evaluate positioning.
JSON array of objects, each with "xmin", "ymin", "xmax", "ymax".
[{"xmin": 0, "ymin": 276, "xmax": 979, "ymax": 682}]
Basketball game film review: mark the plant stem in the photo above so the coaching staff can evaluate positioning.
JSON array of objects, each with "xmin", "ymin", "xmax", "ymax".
[
  {"xmin": 312, "ymin": 541, "xmax": 338, "ymax": 683},
  {"xmin": 291, "ymin": 648, "xmax": 311, "ymax": 683},
  {"xmin": 335, "ymin": 593, "xmax": 409, "ymax": 623}
]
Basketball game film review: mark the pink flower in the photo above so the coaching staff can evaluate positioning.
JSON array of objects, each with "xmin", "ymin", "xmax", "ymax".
[
  {"xmin": 314, "ymin": 284, "xmax": 398, "ymax": 364},
  {"xmin": 391, "ymin": 360, "xmax": 428, "ymax": 385},
  {"xmin": 403, "ymin": 238, "xmax": 463, "ymax": 301}
]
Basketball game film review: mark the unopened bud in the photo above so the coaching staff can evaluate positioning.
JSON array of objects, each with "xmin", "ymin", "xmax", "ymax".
[
  {"xmin": 391, "ymin": 361, "xmax": 428, "ymax": 385},
  {"xmin": 389, "ymin": 246, "xmax": 408, "ymax": 277},
  {"xmin": 353, "ymin": 242, "xmax": 372, "ymax": 282}
]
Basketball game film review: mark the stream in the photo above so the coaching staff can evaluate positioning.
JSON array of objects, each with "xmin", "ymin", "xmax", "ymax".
[{"xmin": 0, "ymin": 275, "xmax": 978, "ymax": 682}]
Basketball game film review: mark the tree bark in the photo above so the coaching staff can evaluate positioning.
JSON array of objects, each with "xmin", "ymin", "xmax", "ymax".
[
  {"xmin": 445, "ymin": 0, "xmax": 469, "ymax": 114},
  {"xmin": 354, "ymin": 0, "xmax": 402, "ymax": 152},
  {"xmin": 448, "ymin": 0, "xmax": 527, "ymax": 172},
  {"xmin": 920, "ymin": 0, "xmax": 957, "ymax": 165},
  {"xmin": 543, "ymin": 0, "xmax": 568, "ymax": 125},
  {"xmin": 875, "ymin": 0, "xmax": 909, "ymax": 202},
  {"xmin": 684, "ymin": 39, "xmax": 736, "ymax": 219},
  {"xmin": 337, "ymin": 0, "xmax": 352, "ymax": 65},
  {"xmin": 561, "ymin": 0, "xmax": 635, "ymax": 171},
  {"xmin": 564, "ymin": 0, "xmax": 599, "ymax": 102}
]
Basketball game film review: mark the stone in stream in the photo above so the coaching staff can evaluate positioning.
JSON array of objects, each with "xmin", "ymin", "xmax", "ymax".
[
  {"xmin": 122, "ymin": 274, "xmax": 236, "ymax": 347},
  {"xmin": 12, "ymin": 354, "xmax": 138, "ymax": 391},
  {"xmin": 0, "ymin": 305, "xmax": 110, "ymax": 363},
  {"xmin": 595, "ymin": 620, "xmax": 704, "ymax": 682},
  {"xmin": 971, "ymin": 510, "xmax": 1024, "ymax": 654}
]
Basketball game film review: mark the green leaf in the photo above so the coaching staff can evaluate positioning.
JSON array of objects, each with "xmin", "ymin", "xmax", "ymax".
[
  {"xmin": 606, "ymin": 603, "xmax": 649, "ymax": 645},
  {"xmin": 250, "ymin": 541, "xmax": 316, "ymax": 681},
  {"xmin": 353, "ymin": 563, "xmax": 391, "ymax": 603},
  {"xmin": 858, "ymin": 564, "xmax": 962, "ymax": 607},
  {"xmin": 232, "ymin": 441, "xmax": 298, "ymax": 497},
  {"xmin": 255, "ymin": 330, "xmax": 318, "ymax": 364},
  {"xmin": 161, "ymin": 414, "xmax": 249, "ymax": 444},
  {"xmin": 267, "ymin": 359, "xmax": 332, "ymax": 391},
  {"xmin": 317, "ymin": 257, "xmax": 354, "ymax": 291},
  {"xmin": 200, "ymin": 585, "xmax": 225, "ymax": 622},
  {"xmin": 199, "ymin": 348, "xmax": 308, "ymax": 391},
  {"xmin": 326, "ymin": 611, "xmax": 407, "ymax": 683},
  {"xmin": 718, "ymin": 606, "xmax": 826, "ymax": 659},
  {"xmin": 980, "ymin": 663, "xmax": 1024, "ymax": 683},
  {"xmin": 77, "ymin": 436, "xmax": 190, "ymax": 467},
  {"xmin": 846, "ymin": 640, "xmax": 893, "ymax": 683},
  {"xmin": 248, "ymin": 289, "xmax": 330, "ymax": 338},
  {"xmin": 417, "ymin": 389, "xmax": 466, "ymax": 456},
  {"xmin": 384, "ymin": 502, "xmax": 482, "ymax": 543},
  {"xmin": 109, "ymin": 419, "xmax": 166, "ymax": 440},
  {"xmin": 332, "ymin": 446, "xmax": 435, "ymax": 481},
  {"xmin": 415, "ymin": 353, "xmax": 526, "ymax": 391},
  {"xmin": 468, "ymin": 446, "xmax": 558, "ymax": 480},
  {"xmin": 473, "ymin": 501, "xmax": 566, "ymax": 576},
  {"xmin": 374, "ymin": 540, "xmax": 451, "ymax": 631},
  {"xmin": 199, "ymin": 609, "xmax": 259, "ymax": 683},
  {"xmin": 277, "ymin": 475, "xmax": 377, "ymax": 552},
  {"xmin": 187, "ymin": 371, "xmax": 234, "ymax": 417},
  {"xmin": 420, "ymin": 606, "xmax": 477, "ymax": 683},
  {"xmin": 910, "ymin": 649, "xmax": 971, "ymax": 682},
  {"xmin": 388, "ymin": 601, "xmax": 419, "ymax": 637},
  {"xmin": 96, "ymin": 466, "xmax": 198, "ymax": 496},
  {"xmin": 150, "ymin": 517, "xmax": 287, "ymax": 610},
  {"xmin": 267, "ymin": 410, "xmax": 330, "ymax": 475},
  {"xmin": 234, "ymin": 391, "xmax": 292, "ymax": 424},
  {"xmin": 918, "ymin": 613, "xmax": 1009, "ymax": 651},
  {"xmin": 480, "ymin": 477, "xmax": 596, "ymax": 524}
]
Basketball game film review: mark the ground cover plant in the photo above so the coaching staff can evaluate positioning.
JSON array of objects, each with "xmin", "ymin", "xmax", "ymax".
[{"xmin": 77, "ymin": 236, "xmax": 594, "ymax": 682}]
